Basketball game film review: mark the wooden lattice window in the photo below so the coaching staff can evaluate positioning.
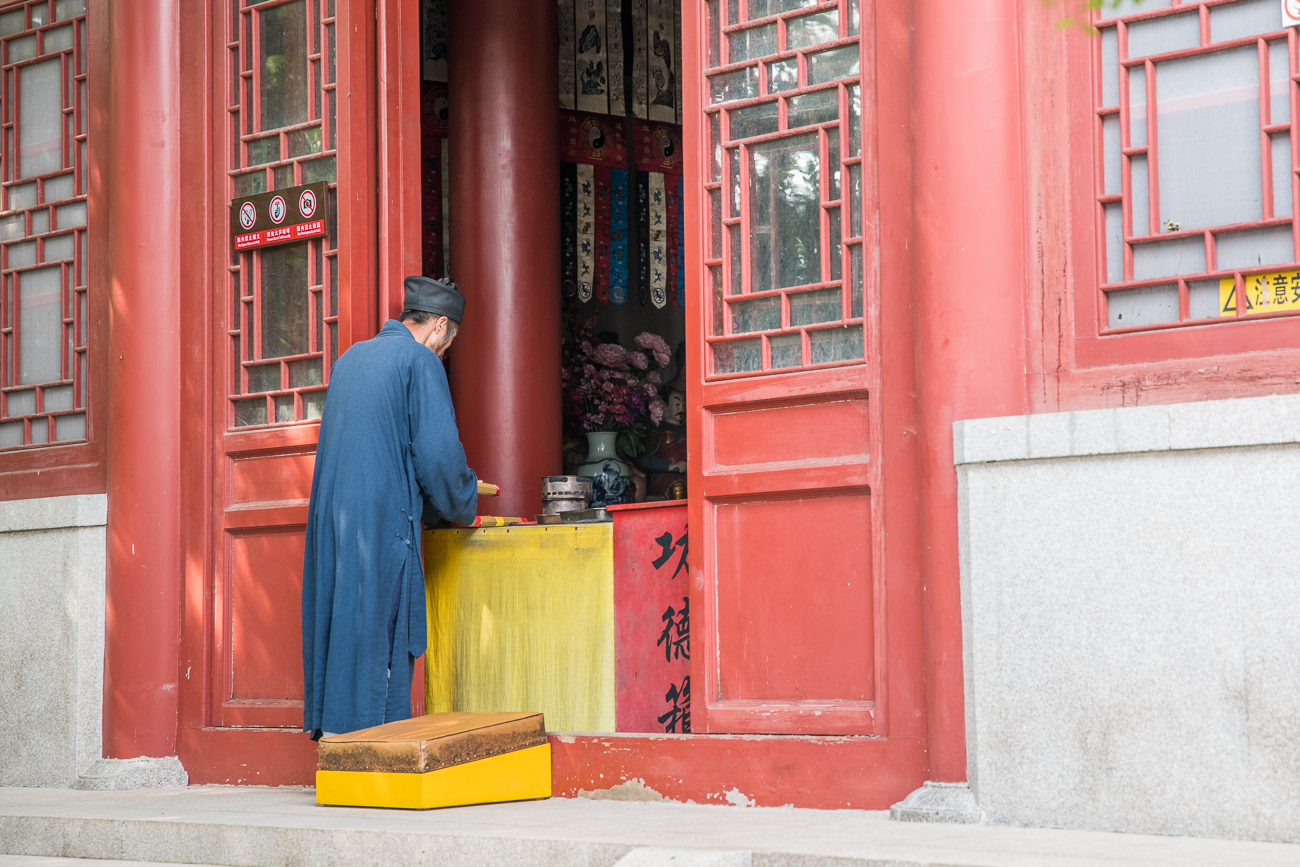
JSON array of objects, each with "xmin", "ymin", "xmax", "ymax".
[
  {"xmin": 702, "ymin": 0, "xmax": 864, "ymax": 378},
  {"xmin": 0, "ymin": 0, "xmax": 87, "ymax": 449},
  {"xmin": 227, "ymin": 0, "xmax": 337, "ymax": 427},
  {"xmin": 1095, "ymin": 0, "xmax": 1300, "ymax": 330}
]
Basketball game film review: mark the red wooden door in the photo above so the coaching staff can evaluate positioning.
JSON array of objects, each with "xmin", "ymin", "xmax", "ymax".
[
  {"xmin": 178, "ymin": 0, "xmax": 387, "ymax": 781},
  {"xmin": 684, "ymin": 0, "xmax": 918, "ymax": 737},
  {"xmin": 179, "ymin": 0, "xmax": 423, "ymax": 780},
  {"xmin": 209, "ymin": 0, "xmax": 366, "ymax": 731}
]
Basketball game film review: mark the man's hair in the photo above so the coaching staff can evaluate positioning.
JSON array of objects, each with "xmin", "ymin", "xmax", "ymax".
[
  {"xmin": 401, "ymin": 309, "xmax": 438, "ymax": 326},
  {"xmin": 401, "ymin": 309, "xmax": 458, "ymax": 335}
]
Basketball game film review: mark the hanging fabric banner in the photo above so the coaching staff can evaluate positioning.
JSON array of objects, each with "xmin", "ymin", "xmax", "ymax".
[
  {"xmin": 559, "ymin": 0, "xmax": 577, "ymax": 109},
  {"xmin": 421, "ymin": 0, "xmax": 449, "ymax": 82},
  {"xmin": 649, "ymin": 171, "xmax": 667, "ymax": 309},
  {"xmin": 576, "ymin": 0, "xmax": 610, "ymax": 115},
  {"xmin": 637, "ymin": 171, "xmax": 650, "ymax": 306},
  {"xmin": 647, "ymin": 0, "xmax": 676, "ymax": 123},
  {"xmin": 673, "ymin": 0, "xmax": 683, "ymax": 124},
  {"xmin": 577, "ymin": 163, "xmax": 596, "ymax": 302},
  {"xmin": 664, "ymin": 172, "xmax": 680, "ymax": 309},
  {"xmin": 674, "ymin": 174, "xmax": 685, "ymax": 308},
  {"xmin": 631, "ymin": 0, "xmax": 648, "ymax": 118},
  {"xmin": 610, "ymin": 168, "xmax": 629, "ymax": 304},
  {"xmin": 560, "ymin": 110, "xmax": 629, "ymax": 169},
  {"xmin": 441, "ymin": 138, "xmax": 451, "ymax": 277},
  {"xmin": 595, "ymin": 166, "xmax": 612, "ymax": 303},
  {"xmin": 606, "ymin": 0, "xmax": 626, "ymax": 116},
  {"xmin": 632, "ymin": 120, "xmax": 682, "ymax": 176},
  {"xmin": 420, "ymin": 81, "xmax": 453, "ymax": 279},
  {"xmin": 561, "ymin": 162, "xmax": 578, "ymax": 298}
]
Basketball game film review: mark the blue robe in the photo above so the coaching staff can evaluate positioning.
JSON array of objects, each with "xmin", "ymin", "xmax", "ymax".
[{"xmin": 302, "ymin": 319, "xmax": 477, "ymax": 736}]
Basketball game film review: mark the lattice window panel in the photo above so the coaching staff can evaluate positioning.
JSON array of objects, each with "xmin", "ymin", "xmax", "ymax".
[
  {"xmin": 1095, "ymin": 0, "xmax": 1300, "ymax": 330},
  {"xmin": 227, "ymin": 0, "xmax": 337, "ymax": 427},
  {"xmin": 0, "ymin": 0, "xmax": 87, "ymax": 449},
  {"xmin": 702, "ymin": 0, "xmax": 865, "ymax": 378}
]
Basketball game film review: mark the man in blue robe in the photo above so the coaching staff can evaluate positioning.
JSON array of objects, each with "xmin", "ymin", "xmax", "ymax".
[{"xmin": 302, "ymin": 276, "xmax": 478, "ymax": 739}]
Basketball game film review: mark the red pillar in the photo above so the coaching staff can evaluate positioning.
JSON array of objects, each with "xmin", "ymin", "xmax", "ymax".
[
  {"xmin": 103, "ymin": 0, "xmax": 181, "ymax": 758},
  {"xmin": 447, "ymin": 0, "xmax": 561, "ymax": 519},
  {"xmin": 910, "ymin": 1, "xmax": 1028, "ymax": 781}
]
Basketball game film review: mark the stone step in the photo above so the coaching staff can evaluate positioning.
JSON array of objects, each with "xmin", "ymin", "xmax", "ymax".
[{"xmin": 1, "ymin": 785, "xmax": 1297, "ymax": 867}]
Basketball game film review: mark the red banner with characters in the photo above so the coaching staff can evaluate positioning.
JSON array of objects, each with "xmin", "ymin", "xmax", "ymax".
[{"xmin": 610, "ymin": 501, "xmax": 691, "ymax": 733}]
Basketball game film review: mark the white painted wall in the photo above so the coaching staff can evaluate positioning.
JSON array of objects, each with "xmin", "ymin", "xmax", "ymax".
[
  {"xmin": 956, "ymin": 395, "xmax": 1300, "ymax": 843},
  {"xmin": 0, "ymin": 494, "xmax": 106, "ymax": 787}
]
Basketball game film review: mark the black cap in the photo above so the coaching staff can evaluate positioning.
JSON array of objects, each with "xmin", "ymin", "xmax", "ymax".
[{"xmin": 403, "ymin": 275, "xmax": 465, "ymax": 324}]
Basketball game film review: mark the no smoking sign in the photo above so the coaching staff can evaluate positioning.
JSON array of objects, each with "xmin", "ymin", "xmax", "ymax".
[{"xmin": 230, "ymin": 181, "xmax": 328, "ymax": 251}]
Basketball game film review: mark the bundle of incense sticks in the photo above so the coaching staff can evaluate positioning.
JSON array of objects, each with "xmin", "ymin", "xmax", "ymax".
[{"xmin": 458, "ymin": 515, "xmax": 529, "ymax": 528}]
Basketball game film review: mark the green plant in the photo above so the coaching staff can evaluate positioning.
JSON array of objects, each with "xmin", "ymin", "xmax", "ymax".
[{"xmin": 1047, "ymin": 0, "xmax": 1143, "ymax": 33}]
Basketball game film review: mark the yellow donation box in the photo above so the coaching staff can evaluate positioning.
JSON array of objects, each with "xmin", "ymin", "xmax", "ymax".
[
  {"xmin": 315, "ymin": 712, "xmax": 551, "ymax": 809},
  {"xmin": 424, "ymin": 524, "xmax": 615, "ymax": 733}
]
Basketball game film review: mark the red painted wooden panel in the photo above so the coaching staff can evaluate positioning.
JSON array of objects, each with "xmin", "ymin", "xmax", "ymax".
[
  {"xmin": 229, "ymin": 528, "xmax": 306, "ymax": 705},
  {"xmin": 179, "ymin": 724, "xmax": 929, "ymax": 810},
  {"xmin": 549, "ymin": 732, "xmax": 924, "ymax": 810},
  {"xmin": 229, "ymin": 450, "xmax": 315, "ymax": 505},
  {"xmin": 707, "ymin": 396, "xmax": 869, "ymax": 470},
  {"xmin": 179, "ymin": 726, "xmax": 318, "ymax": 787},
  {"xmin": 713, "ymin": 492, "xmax": 872, "ymax": 704},
  {"xmin": 611, "ymin": 502, "xmax": 692, "ymax": 733}
]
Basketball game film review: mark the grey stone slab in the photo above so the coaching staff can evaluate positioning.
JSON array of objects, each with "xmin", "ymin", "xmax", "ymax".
[
  {"xmin": 1180, "ymin": 393, "xmax": 1300, "ymax": 450},
  {"xmin": 952, "ymin": 415, "xmax": 1027, "ymax": 465},
  {"xmin": 0, "ymin": 499, "xmax": 105, "ymax": 787},
  {"xmin": 615, "ymin": 850, "xmax": 750, "ymax": 867},
  {"xmin": 0, "ymin": 495, "xmax": 106, "ymax": 533},
  {"xmin": 955, "ymin": 393, "xmax": 1300, "ymax": 464},
  {"xmin": 0, "ymin": 786, "xmax": 1298, "ymax": 867},
  {"xmin": 889, "ymin": 781, "xmax": 982, "ymax": 824},
  {"xmin": 76, "ymin": 758, "xmax": 187, "ymax": 791},
  {"xmin": 1026, "ymin": 411, "xmax": 1071, "ymax": 460},
  {"xmin": 1111, "ymin": 404, "xmax": 1171, "ymax": 454},
  {"xmin": 1067, "ymin": 407, "xmax": 1117, "ymax": 456},
  {"xmin": 959, "ymin": 443, "xmax": 1300, "ymax": 842},
  {"xmin": 0, "ymin": 858, "xmax": 226, "ymax": 867}
]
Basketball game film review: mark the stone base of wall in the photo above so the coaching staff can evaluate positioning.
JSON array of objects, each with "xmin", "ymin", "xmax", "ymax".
[
  {"xmin": 955, "ymin": 395, "xmax": 1300, "ymax": 843},
  {"xmin": 75, "ymin": 756, "xmax": 188, "ymax": 790},
  {"xmin": 0, "ymin": 494, "xmax": 106, "ymax": 787}
]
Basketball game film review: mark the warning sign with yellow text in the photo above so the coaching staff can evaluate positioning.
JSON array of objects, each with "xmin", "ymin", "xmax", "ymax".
[{"xmin": 1219, "ymin": 270, "xmax": 1300, "ymax": 316}]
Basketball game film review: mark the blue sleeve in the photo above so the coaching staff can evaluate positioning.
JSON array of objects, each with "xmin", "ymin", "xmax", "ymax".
[{"xmin": 409, "ymin": 353, "xmax": 478, "ymax": 526}]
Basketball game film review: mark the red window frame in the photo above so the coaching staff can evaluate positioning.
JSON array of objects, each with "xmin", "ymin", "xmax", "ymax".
[
  {"xmin": 1070, "ymin": 0, "xmax": 1300, "ymax": 369},
  {"xmin": 701, "ymin": 0, "xmax": 868, "ymax": 380},
  {"xmin": 225, "ymin": 0, "xmax": 339, "ymax": 430},
  {"xmin": 0, "ymin": 0, "xmax": 103, "ymax": 500}
]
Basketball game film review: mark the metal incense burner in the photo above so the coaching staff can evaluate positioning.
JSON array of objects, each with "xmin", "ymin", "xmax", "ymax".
[{"xmin": 540, "ymin": 475, "xmax": 592, "ymax": 515}]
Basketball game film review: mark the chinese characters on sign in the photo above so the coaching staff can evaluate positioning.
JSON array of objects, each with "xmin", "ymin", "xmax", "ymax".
[
  {"xmin": 611, "ymin": 502, "xmax": 691, "ymax": 733},
  {"xmin": 230, "ymin": 182, "xmax": 329, "ymax": 251},
  {"xmin": 650, "ymin": 524, "xmax": 690, "ymax": 731},
  {"xmin": 1218, "ymin": 269, "xmax": 1300, "ymax": 317},
  {"xmin": 658, "ymin": 675, "xmax": 690, "ymax": 733},
  {"xmin": 652, "ymin": 528, "xmax": 688, "ymax": 579},
  {"xmin": 657, "ymin": 596, "xmax": 689, "ymax": 663}
]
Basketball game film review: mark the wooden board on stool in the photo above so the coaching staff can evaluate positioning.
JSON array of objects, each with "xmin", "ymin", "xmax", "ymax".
[{"xmin": 315, "ymin": 711, "xmax": 551, "ymax": 809}]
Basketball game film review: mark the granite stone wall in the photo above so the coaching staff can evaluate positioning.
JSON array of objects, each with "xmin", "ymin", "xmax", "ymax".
[
  {"xmin": 0, "ymin": 495, "xmax": 106, "ymax": 787},
  {"xmin": 955, "ymin": 395, "xmax": 1300, "ymax": 842}
]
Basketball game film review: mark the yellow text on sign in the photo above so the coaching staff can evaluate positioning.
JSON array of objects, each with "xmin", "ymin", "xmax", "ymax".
[{"xmin": 1219, "ymin": 270, "xmax": 1300, "ymax": 316}]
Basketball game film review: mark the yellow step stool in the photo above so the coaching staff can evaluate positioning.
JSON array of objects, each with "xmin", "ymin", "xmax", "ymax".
[{"xmin": 315, "ymin": 711, "xmax": 551, "ymax": 809}]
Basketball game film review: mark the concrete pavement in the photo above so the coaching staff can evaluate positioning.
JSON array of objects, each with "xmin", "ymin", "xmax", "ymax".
[{"xmin": 0, "ymin": 785, "xmax": 1296, "ymax": 867}]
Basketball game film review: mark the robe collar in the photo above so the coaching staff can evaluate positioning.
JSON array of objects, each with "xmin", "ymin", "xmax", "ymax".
[{"xmin": 380, "ymin": 319, "xmax": 415, "ymax": 340}]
